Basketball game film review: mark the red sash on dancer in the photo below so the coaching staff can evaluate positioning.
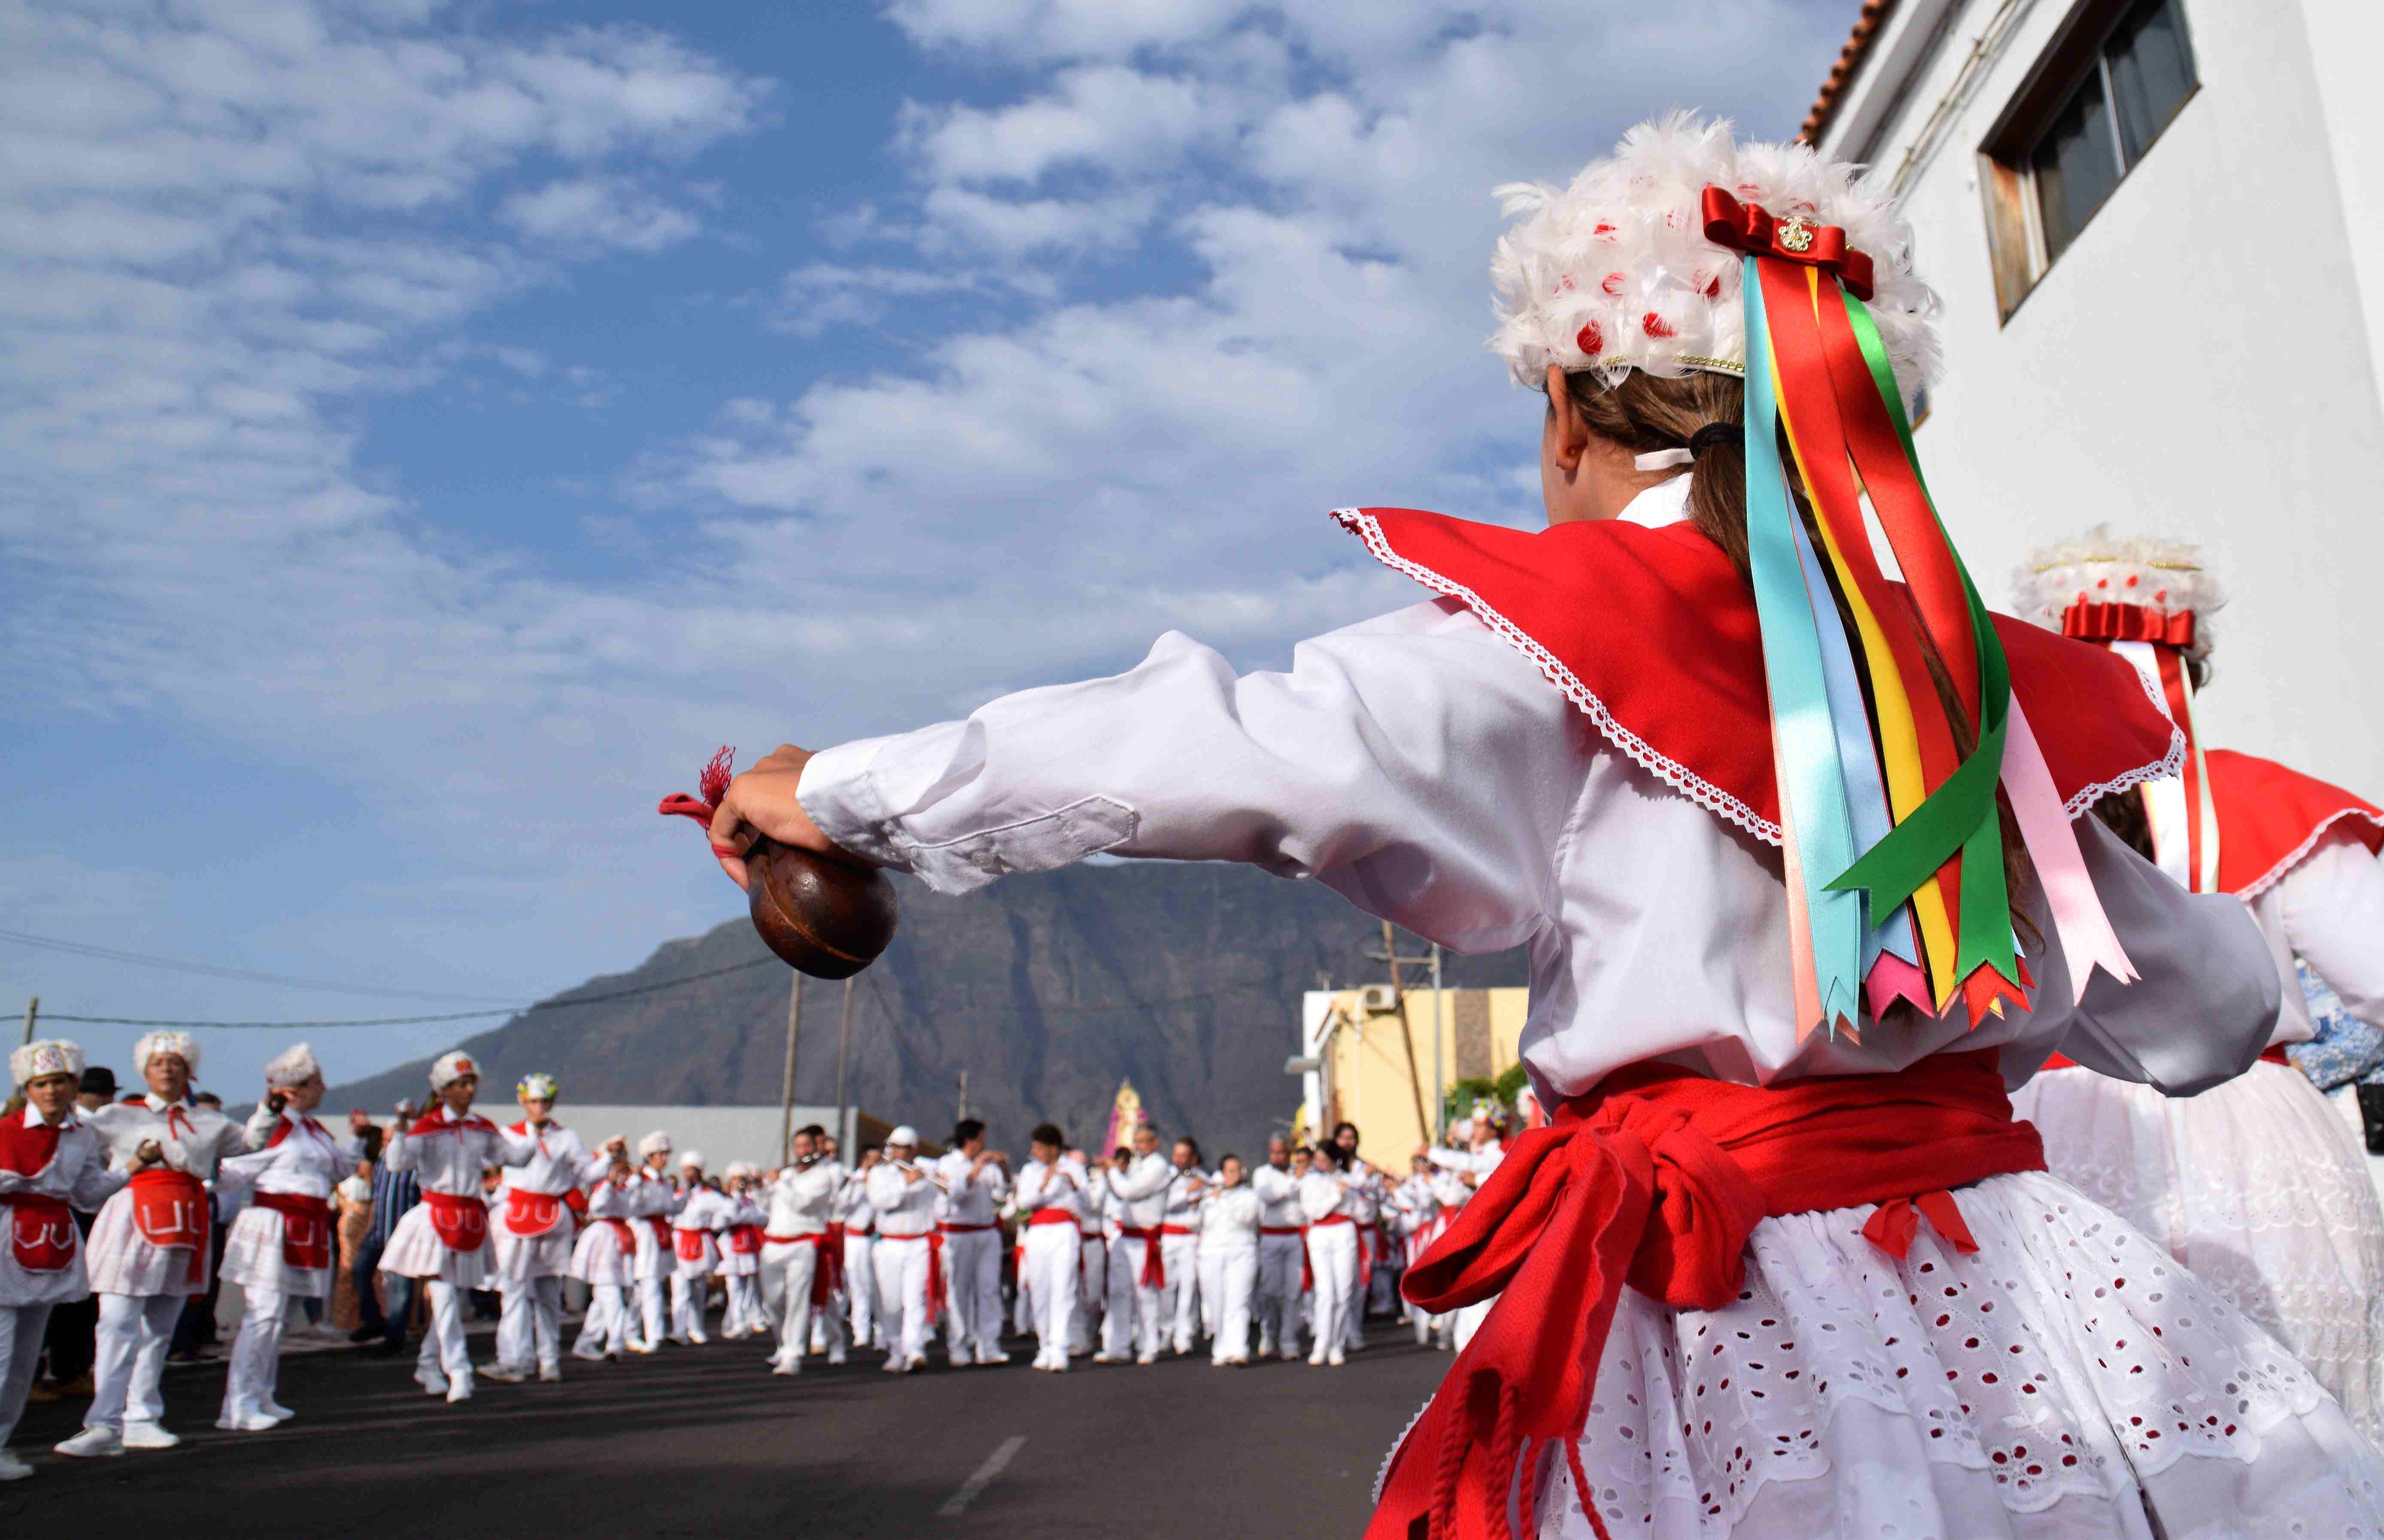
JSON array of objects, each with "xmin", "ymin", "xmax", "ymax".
[
  {"xmin": 422, "ymin": 1190, "xmax": 488, "ymax": 1254},
  {"xmin": 1371, "ymin": 1050, "xmax": 2045, "ymax": 1540},
  {"xmin": 673, "ymin": 1226, "xmax": 709, "ymax": 1264},
  {"xmin": 1118, "ymin": 1224, "xmax": 1168, "ymax": 1288},
  {"xmin": 880, "ymin": 1229, "xmax": 946, "ymax": 1316},
  {"xmin": 128, "ymin": 1168, "xmax": 210, "ymax": 1285},
  {"xmin": 602, "ymin": 1216, "xmax": 637, "ymax": 1253},
  {"xmin": 643, "ymin": 1215, "xmax": 672, "ymax": 1251},
  {"xmin": 0, "ymin": 1117, "xmax": 77, "ymax": 1272},
  {"xmin": 726, "ymin": 1224, "xmax": 763, "ymax": 1256},
  {"xmin": 254, "ymin": 1190, "xmax": 333, "ymax": 1270},
  {"xmin": 504, "ymin": 1189, "xmax": 565, "ymax": 1237},
  {"xmin": 765, "ymin": 1230, "xmax": 846, "ymax": 1308},
  {"xmin": 1025, "ymin": 1208, "xmax": 1081, "ymax": 1280}
]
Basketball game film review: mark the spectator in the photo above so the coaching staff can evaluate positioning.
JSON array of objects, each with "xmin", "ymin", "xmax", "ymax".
[
  {"xmin": 73, "ymin": 1066, "xmax": 117, "ymax": 1114},
  {"xmin": 351, "ymin": 1106, "xmax": 422, "ymax": 1354},
  {"xmin": 330, "ymin": 1125, "xmax": 380, "ymax": 1333}
]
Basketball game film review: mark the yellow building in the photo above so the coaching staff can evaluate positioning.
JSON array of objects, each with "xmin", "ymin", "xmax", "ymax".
[{"xmin": 1294, "ymin": 986, "xmax": 1531, "ymax": 1166}]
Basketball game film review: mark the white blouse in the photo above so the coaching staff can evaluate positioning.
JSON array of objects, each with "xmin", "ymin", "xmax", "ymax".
[
  {"xmin": 86, "ymin": 1094, "xmax": 253, "ymax": 1180},
  {"xmin": 381, "ymin": 1104, "xmax": 507, "ymax": 1197},
  {"xmin": 2249, "ymin": 829, "xmax": 2384, "ymax": 1048},
  {"xmin": 797, "ymin": 479, "xmax": 2277, "ymax": 1101},
  {"xmin": 1013, "ymin": 1158, "xmax": 1089, "ymax": 1220},
  {"xmin": 766, "ymin": 1160, "xmax": 840, "ymax": 1237},
  {"xmin": 226, "ymin": 1105, "xmax": 358, "ymax": 1200}
]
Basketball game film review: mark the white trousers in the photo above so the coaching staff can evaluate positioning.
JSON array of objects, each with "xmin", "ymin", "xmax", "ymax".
[
  {"xmin": 723, "ymin": 1272, "xmax": 762, "ymax": 1336},
  {"xmin": 1071, "ymin": 1234, "xmax": 1104, "ymax": 1353},
  {"xmin": 1104, "ymin": 1236, "xmax": 1162, "ymax": 1357},
  {"xmin": 1198, "ymin": 1245, "xmax": 1256, "ymax": 1362},
  {"xmin": 0, "ymin": 1302, "xmax": 52, "ymax": 1450},
  {"xmin": 415, "ymin": 1279, "xmax": 472, "ymax": 1394},
  {"xmin": 1346, "ymin": 1234, "xmax": 1371, "ymax": 1348},
  {"xmin": 637, "ymin": 1273, "xmax": 667, "ymax": 1347},
  {"xmin": 843, "ymin": 1233, "xmax": 877, "ymax": 1346},
  {"xmin": 574, "ymin": 1283, "xmax": 633, "ymax": 1357},
  {"xmin": 872, "ymin": 1235, "xmax": 933, "ymax": 1363},
  {"xmin": 1161, "ymin": 1231, "xmax": 1200, "ymax": 1352},
  {"xmin": 669, "ymin": 1272, "xmax": 711, "ymax": 1342},
  {"xmin": 1022, "ymin": 1224, "xmax": 1079, "ymax": 1367},
  {"xmin": 940, "ymin": 1228, "xmax": 1003, "ymax": 1361},
  {"xmin": 1254, "ymin": 1232, "xmax": 1304, "ymax": 1355},
  {"xmin": 1304, "ymin": 1224, "xmax": 1358, "ymax": 1361},
  {"xmin": 763, "ymin": 1240, "xmax": 849, "ymax": 1363},
  {"xmin": 221, "ymin": 1285, "xmax": 290, "ymax": 1419},
  {"xmin": 1454, "ymin": 1296, "xmax": 1494, "ymax": 1349},
  {"xmin": 88, "ymin": 1292, "xmax": 181, "ymax": 1431},
  {"xmin": 497, "ymin": 1275, "xmax": 564, "ymax": 1372}
]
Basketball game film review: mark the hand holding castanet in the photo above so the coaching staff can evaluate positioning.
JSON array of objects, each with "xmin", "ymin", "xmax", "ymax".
[{"xmin": 661, "ymin": 746, "xmax": 898, "ymax": 980}]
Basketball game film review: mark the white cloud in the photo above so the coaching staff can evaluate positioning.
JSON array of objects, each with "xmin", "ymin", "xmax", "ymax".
[{"xmin": 499, "ymin": 175, "xmax": 701, "ymax": 252}]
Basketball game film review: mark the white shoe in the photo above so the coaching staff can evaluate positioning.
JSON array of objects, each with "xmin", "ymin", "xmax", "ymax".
[
  {"xmin": 977, "ymin": 1348, "xmax": 1010, "ymax": 1366},
  {"xmin": 537, "ymin": 1365, "xmax": 562, "ymax": 1382},
  {"xmin": 215, "ymin": 1410, "xmax": 280, "ymax": 1433},
  {"xmin": 1280, "ymin": 1348, "xmax": 1303, "ymax": 1362},
  {"xmin": 624, "ymin": 1341, "xmax": 658, "ymax": 1355},
  {"xmin": 570, "ymin": 1345, "xmax": 606, "ymax": 1363},
  {"xmin": 1092, "ymin": 1352, "xmax": 1128, "ymax": 1364},
  {"xmin": 445, "ymin": 1381, "xmax": 473, "ymax": 1404},
  {"xmin": 1308, "ymin": 1352, "xmax": 1328, "ymax": 1367},
  {"xmin": 880, "ymin": 1359, "xmax": 910, "ymax": 1375},
  {"xmin": 0, "ymin": 1450, "xmax": 32, "ymax": 1480},
  {"xmin": 121, "ymin": 1421, "xmax": 179, "ymax": 1450},
  {"xmin": 1135, "ymin": 1352, "xmax": 1157, "ymax": 1366},
  {"xmin": 771, "ymin": 1360, "xmax": 798, "ymax": 1376},
  {"xmin": 478, "ymin": 1363, "xmax": 527, "ymax": 1383},
  {"xmin": 826, "ymin": 1351, "xmax": 847, "ymax": 1366},
  {"xmin": 686, "ymin": 1333, "xmax": 708, "ymax": 1346},
  {"xmin": 259, "ymin": 1400, "xmax": 295, "ymax": 1421},
  {"xmin": 417, "ymin": 1369, "xmax": 450, "ymax": 1396},
  {"xmin": 1327, "ymin": 1350, "xmax": 1347, "ymax": 1367},
  {"xmin": 54, "ymin": 1426, "xmax": 122, "ymax": 1458}
]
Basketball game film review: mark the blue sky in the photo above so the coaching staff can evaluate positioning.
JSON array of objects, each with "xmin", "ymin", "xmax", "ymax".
[{"xmin": 2, "ymin": 0, "xmax": 1853, "ymax": 1100}]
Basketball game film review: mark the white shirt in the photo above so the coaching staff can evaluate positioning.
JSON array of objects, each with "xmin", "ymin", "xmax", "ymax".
[
  {"xmin": 1197, "ymin": 1185, "xmax": 1262, "ymax": 1253},
  {"xmin": 2248, "ymin": 830, "xmax": 2384, "ymax": 1047},
  {"xmin": 673, "ymin": 1185, "xmax": 732, "ymax": 1232},
  {"xmin": 866, "ymin": 1161, "xmax": 941, "ymax": 1237},
  {"xmin": 833, "ymin": 1165, "xmax": 875, "ymax": 1234},
  {"xmin": 382, "ymin": 1103, "xmax": 507, "ymax": 1197},
  {"xmin": 1161, "ymin": 1166, "xmax": 1205, "ymax": 1228},
  {"xmin": 767, "ymin": 1160, "xmax": 839, "ymax": 1237},
  {"xmin": 934, "ymin": 1150, "xmax": 1010, "ymax": 1227},
  {"xmin": 227, "ymin": 1104, "xmax": 357, "ymax": 1200},
  {"xmin": 87, "ymin": 1094, "xmax": 252, "ymax": 1180},
  {"xmin": 1014, "ymin": 1157, "xmax": 1090, "ymax": 1221},
  {"xmin": 1297, "ymin": 1170, "xmax": 1357, "ymax": 1225},
  {"xmin": 586, "ymin": 1177, "xmax": 637, "ymax": 1220},
  {"xmin": 1249, "ymin": 1163, "xmax": 1302, "ymax": 1228},
  {"xmin": 1104, "ymin": 1152, "xmax": 1174, "ymax": 1229},
  {"xmin": 495, "ymin": 1119, "xmax": 608, "ymax": 1196},
  {"xmin": 0, "ymin": 1106, "xmax": 123, "ymax": 1305},
  {"xmin": 796, "ymin": 475, "xmax": 2276, "ymax": 1100}
]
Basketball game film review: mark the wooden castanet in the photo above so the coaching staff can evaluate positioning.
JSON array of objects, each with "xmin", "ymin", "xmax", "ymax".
[{"xmin": 745, "ymin": 836, "xmax": 898, "ymax": 979}]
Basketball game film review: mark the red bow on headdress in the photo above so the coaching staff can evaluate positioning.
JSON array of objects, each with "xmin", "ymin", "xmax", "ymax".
[
  {"xmin": 1700, "ymin": 187, "xmax": 1875, "ymax": 300},
  {"xmin": 2059, "ymin": 601, "xmax": 2196, "ymax": 649}
]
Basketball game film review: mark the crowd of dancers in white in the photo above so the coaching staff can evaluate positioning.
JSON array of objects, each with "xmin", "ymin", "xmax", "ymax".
[{"xmin": 0, "ymin": 1028, "xmax": 1518, "ymax": 1480}]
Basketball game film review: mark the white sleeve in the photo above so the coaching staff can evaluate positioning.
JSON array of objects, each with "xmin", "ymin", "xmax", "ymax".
[
  {"xmin": 796, "ymin": 601, "xmax": 1577, "ymax": 953},
  {"xmin": 1297, "ymin": 1180, "xmax": 1341, "ymax": 1223},
  {"xmin": 2278, "ymin": 832, "xmax": 2384, "ymax": 1030},
  {"xmin": 2044, "ymin": 818, "xmax": 2280, "ymax": 1096}
]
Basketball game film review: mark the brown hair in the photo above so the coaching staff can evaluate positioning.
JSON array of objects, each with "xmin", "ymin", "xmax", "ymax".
[{"xmin": 1559, "ymin": 370, "xmax": 2041, "ymax": 962}]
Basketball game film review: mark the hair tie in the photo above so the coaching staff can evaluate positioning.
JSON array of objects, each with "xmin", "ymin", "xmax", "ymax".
[{"xmin": 1689, "ymin": 421, "xmax": 1741, "ymax": 455}]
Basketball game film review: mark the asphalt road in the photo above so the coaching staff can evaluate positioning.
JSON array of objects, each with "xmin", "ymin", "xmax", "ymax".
[{"xmin": 6, "ymin": 1316, "xmax": 1445, "ymax": 1537}]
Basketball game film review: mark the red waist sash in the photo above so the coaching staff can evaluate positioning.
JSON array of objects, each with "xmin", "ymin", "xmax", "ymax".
[
  {"xmin": 504, "ymin": 1189, "xmax": 565, "ymax": 1237},
  {"xmin": 1371, "ymin": 1050, "xmax": 2045, "ymax": 1540},
  {"xmin": 643, "ymin": 1215, "xmax": 673, "ymax": 1248},
  {"xmin": 255, "ymin": 1190, "xmax": 333, "ymax": 1270},
  {"xmin": 878, "ymin": 1228, "xmax": 946, "ymax": 1316},
  {"xmin": 765, "ymin": 1230, "xmax": 844, "ymax": 1307},
  {"xmin": 725, "ymin": 1224, "xmax": 764, "ymax": 1255},
  {"xmin": 940, "ymin": 1220, "xmax": 998, "ymax": 1234},
  {"xmin": 128, "ymin": 1168, "xmax": 209, "ymax": 1285},
  {"xmin": 422, "ymin": 1190, "xmax": 488, "ymax": 1254},
  {"xmin": 1117, "ymin": 1224, "xmax": 1168, "ymax": 1288},
  {"xmin": 601, "ymin": 1217, "xmax": 636, "ymax": 1252},
  {"xmin": 673, "ymin": 1226, "xmax": 711, "ymax": 1264},
  {"xmin": 4, "ymin": 1193, "xmax": 76, "ymax": 1273}
]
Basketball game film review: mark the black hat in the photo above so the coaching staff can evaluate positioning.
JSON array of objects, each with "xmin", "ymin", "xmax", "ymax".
[{"xmin": 79, "ymin": 1066, "xmax": 118, "ymax": 1098}]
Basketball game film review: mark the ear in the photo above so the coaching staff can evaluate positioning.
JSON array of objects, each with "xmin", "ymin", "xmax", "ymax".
[{"xmin": 1544, "ymin": 364, "xmax": 1589, "ymax": 469}]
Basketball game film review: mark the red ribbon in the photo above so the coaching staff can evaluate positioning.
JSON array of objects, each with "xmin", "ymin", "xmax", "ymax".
[
  {"xmin": 1700, "ymin": 186, "xmax": 1875, "ymax": 300},
  {"xmin": 2060, "ymin": 601, "xmax": 2196, "ymax": 649},
  {"xmin": 1119, "ymin": 1224, "xmax": 1168, "ymax": 1289},
  {"xmin": 1369, "ymin": 1051, "xmax": 2045, "ymax": 1540}
]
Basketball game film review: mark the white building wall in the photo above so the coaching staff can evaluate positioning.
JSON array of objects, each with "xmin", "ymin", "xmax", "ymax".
[{"xmin": 1818, "ymin": 0, "xmax": 2384, "ymax": 796}]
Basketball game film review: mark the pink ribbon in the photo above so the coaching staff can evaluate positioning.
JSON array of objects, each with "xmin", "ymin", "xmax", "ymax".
[{"xmin": 2001, "ymin": 697, "xmax": 2136, "ymax": 1000}]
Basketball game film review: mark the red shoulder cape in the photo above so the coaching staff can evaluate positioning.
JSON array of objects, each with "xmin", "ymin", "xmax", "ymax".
[
  {"xmin": 2205, "ymin": 749, "xmax": 2384, "ymax": 897},
  {"xmin": 1332, "ymin": 507, "xmax": 2181, "ymax": 841}
]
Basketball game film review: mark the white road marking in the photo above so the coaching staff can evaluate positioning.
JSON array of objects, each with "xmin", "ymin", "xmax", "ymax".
[{"xmin": 937, "ymin": 1434, "xmax": 1027, "ymax": 1518}]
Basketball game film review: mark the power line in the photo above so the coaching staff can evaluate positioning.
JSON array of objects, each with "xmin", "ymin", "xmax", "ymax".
[
  {"xmin": 38, "ymin": 956, "xmax": 781, "ymax": 1028},
  {"xmin": 0, "ymin": 926, "xmax": 527, "ymax": 1003}
]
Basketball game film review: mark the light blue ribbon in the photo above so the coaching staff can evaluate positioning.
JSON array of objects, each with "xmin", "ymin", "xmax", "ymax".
[{"xmin": 1741, "ymin": 259, "xmax": 1864, "ymax": 1030}]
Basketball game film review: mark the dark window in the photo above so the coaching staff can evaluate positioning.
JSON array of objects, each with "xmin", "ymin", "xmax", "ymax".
[{"xmin": 1979, "ymin": 0, "xmax": 2199, "ymax": 316}]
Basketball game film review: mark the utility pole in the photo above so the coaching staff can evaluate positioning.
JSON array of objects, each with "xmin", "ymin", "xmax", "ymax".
[
  {"xmin": 1429, "ymin": 942, "xmax": 1445, "ymax": 1143},
  {"xmin": 956, "ymin": 1068, "xmax": 969, "ymax": 1126},
  {"xmin": 18, "ymin": 996, "xmax": 37, "ymax": 1048},
  {"xmin": 833, "ymin": 977, "xmax": 854, "ymax": 1155},
  {"xmin": 777, "ymin": 973, "xmax": 802, "ymax": 1164},
  {"xmin": 1368, "ymin": 921, "xmax": 1432, "ymax": 1150}
]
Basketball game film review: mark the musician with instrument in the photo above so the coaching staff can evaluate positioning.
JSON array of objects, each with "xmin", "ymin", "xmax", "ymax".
[{"xmin": 864, "ymin": 1126, "xmax": 942, "ymax": 1373}]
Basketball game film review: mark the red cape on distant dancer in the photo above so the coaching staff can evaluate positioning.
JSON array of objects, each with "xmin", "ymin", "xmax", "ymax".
[{"xmin": 2205, "ymin": 748, "xmax": 2384, "ymax": 898}]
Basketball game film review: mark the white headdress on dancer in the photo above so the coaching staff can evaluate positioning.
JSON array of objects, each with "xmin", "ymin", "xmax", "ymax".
[
  {"xmin": 887, "ymin": 1125, "xmax": 918, "ymax": 1148},
  {"xmin": 638, "ymin": 1130, "xmax": 672, "ymax": 1158},
  {"xmin": 11, "ymin": 1039, "xmax": 84, "ymax": 1088},
  {"xmin": 679, "ymin": 1149, "xmax": 704, "ymax": 1170},
  {"xmin": 427, "ymin": 1049, "xmax": 479, "ymax": 1090},
  {"xmin": 1489, "ymin": 112, "xmax": 1938, "ymax": 406},
  {"xmin": 132, "ymin": 1030, "xmax": 200, "ymax": 1078},
  {"xmin": 263, "ymin": 1041, "xmax": 321, "ymax": 1088},
  {"xmin": 2011, "ymin": 525, "xmax": 2222, "ymax": 673},
  {"xmin": 516, "ymin": 1071, "xmax": 560, "ymax": 1101}
]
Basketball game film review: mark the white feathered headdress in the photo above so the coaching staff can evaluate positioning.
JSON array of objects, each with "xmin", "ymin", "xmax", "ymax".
[
  {"xmin": 427, "ymin": 1049, "xmax": 479, "ymax": 1091},
  {"xmin": 637, "ymin": 1130, "xmax": 672, "ymax": 1158},
  {"xmin": 2011, "ymin": 525, "xmax": 2221, "ymax": 671},
  {"xmin": 263, "ymin": 1042, "xmax": 321, "ymax": 1089},
  {"xmin": 516, "ymin": 1071, "xmax": 559, "ymax": 1102},
  {"xmin": 1489, "ymin": 112, "xmax": 1939, "ymax": 406},
  {"xmin": 11, "ymin": 1039, "xmax": 84, "ymax": 1088},
  {"xmin": 132, "ymin": 1030, "xmax": 200, "ymax": 1079}
]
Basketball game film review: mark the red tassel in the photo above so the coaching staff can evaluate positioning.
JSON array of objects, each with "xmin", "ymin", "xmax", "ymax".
[{"xmin": 658, "ymin": 746, "xmax": 736, "ymax": 834}]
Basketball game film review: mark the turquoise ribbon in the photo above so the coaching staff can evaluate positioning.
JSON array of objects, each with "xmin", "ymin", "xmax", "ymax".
[{"xmin": 1741, "ymin": 258, "xmax": 1864, "ymax": 1030}]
